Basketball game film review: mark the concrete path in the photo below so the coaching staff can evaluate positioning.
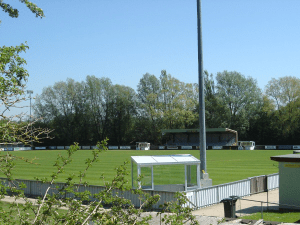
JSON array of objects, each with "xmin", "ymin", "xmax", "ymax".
[{"xmin": 192, "ymin": 188, "xmax": 279, "ymax": 218}]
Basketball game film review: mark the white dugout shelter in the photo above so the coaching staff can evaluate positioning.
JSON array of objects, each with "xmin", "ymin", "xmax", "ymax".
[{"xmin": 131, "ymin": 154, "xmax": 201, "ymax": 192}]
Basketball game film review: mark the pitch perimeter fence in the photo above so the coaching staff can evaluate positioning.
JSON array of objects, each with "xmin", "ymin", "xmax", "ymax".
[
  {"xmin": 1, "ymin": 145, "xmax": 300, "ymax": 151},
  {"xmin": 0, "ymin": 173, "xmax": 278, "ymax": 209}
]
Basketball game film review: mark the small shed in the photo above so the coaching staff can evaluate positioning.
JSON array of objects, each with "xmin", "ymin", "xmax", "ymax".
[
  {"xmin": 131, "ymin": 154, "xmax": 201, "ymax": 192},
  {"xmin": 271, "ymin": 154, "xmax": 300, "ymax": 210}
]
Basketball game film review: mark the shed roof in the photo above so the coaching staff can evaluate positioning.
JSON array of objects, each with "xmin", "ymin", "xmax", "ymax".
[
  {"xmin": 161, "ymin": 128, "xmax": 237, "ymax": 134},
  {"xmin": 131, "ymin": 154, "xmax": 200, "ymax": 166},
  {"xmin": 271, "ymin": 154, "xmax": 300, "ymax": 162}
]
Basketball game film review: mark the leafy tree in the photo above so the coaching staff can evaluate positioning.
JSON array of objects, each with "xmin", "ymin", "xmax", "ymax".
[
  {"xmin": 265, "ymin": 76, "xmax": 300, "ymax": 109},
  {"xmin": 35, "ymin": 77, "xmax": 138, "ymax": 145},
  {"xmin": 160, "ymin": 70, "xmax": 198, "ymax": 129},
  {"xmin": 216, "ymin": 71, "xmax": 262, "ymax": 135},
  {"xmin": 0, "ymin": 1, "xmax": 51, "ymax": 144},
  {"xmin": 247, "ymin": 95, "xmax": 279, "ymax": 144},
  {"xmin": 265, "ymin": 76, "xmax": 300, "ymax": 143},
  {"xmin": 34, "ymin": 79, "xmax": 89, "ymax": 145},
  {"xmin": 137, "ymin": 70, "xmax": 199, "ymax": 143},
  {"xmin": 137, "ymin": 73, "xmax": 163, "ymax": 143},
  {"xmin": 203, "ymin": 71, "xmax": 229, "ymax": 128},
  {"xmin": 0, "ymin": 0, "xmax": 44, "ymax": 22},
  {"xmin": 107, "ymin": 84, "xmax": 138, "ymax": 145}
]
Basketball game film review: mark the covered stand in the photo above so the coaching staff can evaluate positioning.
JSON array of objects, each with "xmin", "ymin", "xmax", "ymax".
[{"xmin": 131, "ymin": 154, "xmax": 201, "ymax": 192}]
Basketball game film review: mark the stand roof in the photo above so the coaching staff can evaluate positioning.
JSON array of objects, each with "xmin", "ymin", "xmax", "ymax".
[{"xmin": 131, "ymin": 154, "xmax": 200, "ymax": 166}]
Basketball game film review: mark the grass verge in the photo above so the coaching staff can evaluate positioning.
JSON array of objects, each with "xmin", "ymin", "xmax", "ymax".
[{"xmin": 241, "ymin": 210, "xmax": 300, "ymax": 223}]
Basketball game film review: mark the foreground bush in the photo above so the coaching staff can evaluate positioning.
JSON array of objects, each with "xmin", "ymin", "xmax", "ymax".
[{"xmin": 0, "ymin": 140, "xmax": 198, "ymax": 224}]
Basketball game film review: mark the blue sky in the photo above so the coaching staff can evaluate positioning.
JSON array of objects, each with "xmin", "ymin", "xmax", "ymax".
[{"xmin": 2, "ymin": 0, "xmax": 300, "ymax": 101}]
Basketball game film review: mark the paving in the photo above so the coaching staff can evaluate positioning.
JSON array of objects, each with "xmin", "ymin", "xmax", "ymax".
[
  {"xmin": 189, "ymin": 188, "xmax": 297, "ymax": 225},
  {"xmin": 141, "ymin": 189, "xmax": 287, "ymax": 225},
  {"xmin": 192, "ymin": 188, "xmax": 279, "ymax": 218}
]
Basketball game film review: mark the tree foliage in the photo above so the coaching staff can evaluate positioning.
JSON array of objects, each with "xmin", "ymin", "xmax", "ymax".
[
  {"xmin": 0, "ymin": 0, "xmax": 51, "ymax": 145},
  {"xmin": 0, "ymin": 0, "xmax": 44, "ymax": 22},
  {"xmin": 216, "ymin": 70, "xmax": 262, "ymax": 135},
  {"xmin": 33, "ymin": 70, "xmax": 300, "ymax": 145}
]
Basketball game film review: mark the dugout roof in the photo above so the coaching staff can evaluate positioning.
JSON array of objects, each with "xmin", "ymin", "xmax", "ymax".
[
  {"xmin": 161, "ymin": 128, "xmax": 237, "ymax": 135},
  {"xmin": 131, "ymin": 154, "xmax": 200, "ymax": 166},
  {"xmin": 271, "ymin": 154, "xmax": 300, "ymax": 162}
]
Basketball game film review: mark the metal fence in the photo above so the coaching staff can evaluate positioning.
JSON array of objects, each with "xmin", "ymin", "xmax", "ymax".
[
  {"xmin": 185, "ymin": 173, "xmax": 279, "ymax": 209},
  {"xmin": 0, "ymin": 173, "xmax": 279, "ymax": 210}
]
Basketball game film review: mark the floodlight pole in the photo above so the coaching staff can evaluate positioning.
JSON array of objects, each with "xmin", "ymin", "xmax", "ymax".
[
  {"xmin": 27, "ymin": 90, "xmax": 33, "ymax": 148},
  {"xmin": 197, "ymin": 0, "xmax": 206, "ymax": 179}
]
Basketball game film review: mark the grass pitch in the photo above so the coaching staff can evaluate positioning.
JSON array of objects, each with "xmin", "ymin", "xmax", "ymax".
[{"xmin": 3, "ymin": 150, "xmax": 289, "ymax": 186}]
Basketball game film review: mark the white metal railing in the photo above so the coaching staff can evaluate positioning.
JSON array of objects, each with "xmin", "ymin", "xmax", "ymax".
[
  {"xmin": 185, "ymin": 173, "xmax": 278, "ymax": 209},
  {"xmin": 267, "ymin": 173, "xmax": 279, "ymax": 190},
  {"xmin": 0, "ymin": 173, "xmax": 279, "ymax": 210}
]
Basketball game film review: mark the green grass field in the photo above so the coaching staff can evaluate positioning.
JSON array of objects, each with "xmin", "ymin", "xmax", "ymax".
[{"xmin": 2, "ymin": 150, "xmax": 290, "ymax": 186}]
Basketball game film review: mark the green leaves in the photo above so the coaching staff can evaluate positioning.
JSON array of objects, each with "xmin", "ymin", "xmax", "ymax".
[
  {"xmin": 0, "ymin": 1, "xmax": 18, "ymax": 18},
  {"xmin": 216, "ymin": 70, "xmax": 262, "ymax": 133},
  {"xmin": 0, "ymin": 44, "xmax": 29, "ymax": 98},
  {"xmin": 0, "ymin": 0, "xmax": 44, "ymax": 21},
  {"xmin": 158, "ymin": 192, "xmax": 199, "ymax": 225}
]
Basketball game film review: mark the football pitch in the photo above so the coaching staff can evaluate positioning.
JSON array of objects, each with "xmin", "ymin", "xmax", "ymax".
[{"xmin": 5, "ymin": 150, "xmax": 290, "ymax": 186}]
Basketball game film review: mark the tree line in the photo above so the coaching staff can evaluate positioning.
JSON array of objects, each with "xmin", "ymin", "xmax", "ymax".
[{"xmin": 33, "ymin": 70, "xmax": 300, "ymax": 146}]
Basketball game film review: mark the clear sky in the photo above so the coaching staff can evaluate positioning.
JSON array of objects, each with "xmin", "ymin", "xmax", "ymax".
[{"xmin": 1, "ymin": 0, "xmax": 300, "ymax": 101}]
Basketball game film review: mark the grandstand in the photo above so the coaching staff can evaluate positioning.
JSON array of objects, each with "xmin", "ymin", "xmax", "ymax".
[{"xmin": 162, "ymin": 128, "xmax": 237, "ymax": 147}]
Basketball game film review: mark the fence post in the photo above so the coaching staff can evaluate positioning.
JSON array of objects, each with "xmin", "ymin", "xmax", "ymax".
[
  {"xmin": 265, "ymin": 175, "xmax": 269, "ymax": 211},
  {"xmin": 261, "ymin": 202, "xmax": 263, "ymax": 220}
]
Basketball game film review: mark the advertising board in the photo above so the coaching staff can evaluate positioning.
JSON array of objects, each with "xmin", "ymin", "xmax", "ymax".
[
  {"xmin": 159, "ymin": 146, "xmax": 165, "ymax": 150},
  {"xmin": 81, "ymin": 146, "xmax": 90, "ymax": 150},
  {"xmin": 57, "ymin": 146, "xmax": 64, "ymax": 150},
  {"xmin": 35, "ymin": 147, "xmax": 47, "ymax": 150},
  {"xmin": 293, "ymin": 146, "xmax": 300, "ymax": 150},
  {"xmin": 278, "ymin": 145, "xmax": 293, "ymax": 150},
  {"xmin": 49, "ymin": 146, "xmax": 57, "ymax": 150},
  {"xmin": 108, "ymin": 146, "xmax": 118, "ymax": 150},
  {"xmin": 167, "ymin": 146, "xmax": 178, "ymax": 150},
  {"xmin": 181, "ymin": 146, "xmax": 192, "ymax": 150},
  {"xmin": 14, "ymin": 147, "xmax": 31, "ymax": 151},
  {"xmin": 212, "ymin": 146, "xmax": 223, "ymax": 150},
  {"xmin": 265, "ymin": 146, "xmax": 276, "ymax": 150},
  {"xmin": 120, "ymin": 146, "xmax": 131, "ymax": 150}
]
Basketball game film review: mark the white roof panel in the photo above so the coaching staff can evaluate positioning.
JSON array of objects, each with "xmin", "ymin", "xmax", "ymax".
[
  {"xmin": 131, "ymin": 154, "xmax": 200, "ymax": 166},
  {"xmin": 153, "ymin": 156, "xmax": 177, "ymax": 163},
  {"xmin": 131, "ymin": 156, "xmax": 157, "ymax": 164},
  {"xmin": 175, "ymin": 156, "xmax": 197, "ymax": 162}
]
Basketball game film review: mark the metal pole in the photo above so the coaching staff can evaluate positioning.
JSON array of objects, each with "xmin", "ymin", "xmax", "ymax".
[
  {"xmin": 197, "ymin": 0, "xmax": 206, "ymax": 178},
  {"xmin": 30, "ymin": 95, "xmax": 32, "ymax": 147},
  {"xmin": 27, "ymin": 90, "xmax": 33, "ymax": 148},
  {"xmin": 261, "ymin": 202, "xmax": 263, "ymax": 220}
]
